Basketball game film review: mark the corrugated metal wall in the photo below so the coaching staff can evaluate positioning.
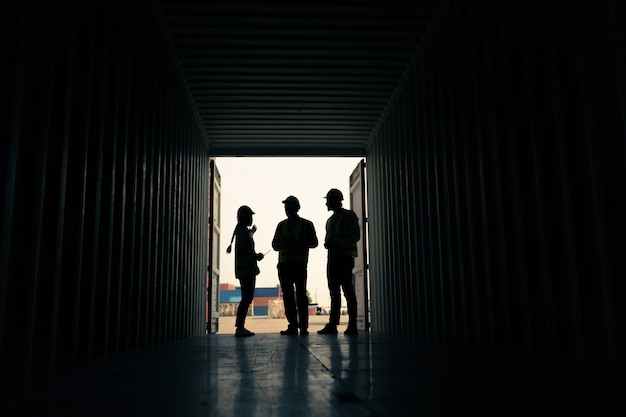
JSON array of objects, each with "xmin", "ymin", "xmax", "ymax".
[
  {"xmin": 3, "ymin": 0, "xmax": 624, "ymax": 375},
  {"xmin": 367, "ymin": 0, "xmax": 625, "ymax": 361},
  {"xmin": 1, "ymin": 1, "xmax": 209, "ymax": 374}
]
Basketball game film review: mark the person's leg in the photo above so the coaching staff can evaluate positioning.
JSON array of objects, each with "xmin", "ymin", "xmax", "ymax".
[
  {"xmin": 327, "ymin": 258, "xmax": 342, "ymax": 326},
  {"xmin": 278, "ymin": 263, "xmax": 298, "ymax": 333},
  {"xmin": 338, "ymin": 257, "xmax": 358, "ymax": 333},
  {"xmin": 342, "ymin": 280, "xmax": 357, "ymax": 327},
  {"xmin": 236, "ymin": 276, "xmax": 256, "ymax": 330},
  {"xmin": 318, "ymin": 258, "xmax": 340, "ymax": 334},
  {"xmin": 294, "ymin": 265, "xmax": 309, "ymax": 333}
]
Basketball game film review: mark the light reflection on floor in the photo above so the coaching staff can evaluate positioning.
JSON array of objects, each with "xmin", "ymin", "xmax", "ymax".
[{"xmin": 1, "ymin": 331, "xmax": 624, "ymax": 416}]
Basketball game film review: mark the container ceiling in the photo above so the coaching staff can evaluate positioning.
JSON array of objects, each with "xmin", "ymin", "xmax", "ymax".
[{"xmin": 157, "ymin": 0, "xmax": 442, "ymax": 156}]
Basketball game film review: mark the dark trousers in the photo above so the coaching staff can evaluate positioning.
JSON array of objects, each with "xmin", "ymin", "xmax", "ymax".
[
  {"xmin": 236, "ymin": 276, "xmax": 256, "ymax": 328},
  {"xmin": 327, "ymin": 256, "xmax": 357, "ymax": 327},
  {"xmin": 278, "ymin": 262, "xmax": 309, "ymax": 330}
]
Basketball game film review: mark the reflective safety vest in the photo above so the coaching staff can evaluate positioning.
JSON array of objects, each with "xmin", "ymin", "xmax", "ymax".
[
  {"xmin": 235, "ymin": 230, "xmax": 260, "ymax": 278},
  {"xmin": 278, "ymin": 220, "xmax": 309, "ymax": 264},
  {"xmin": 326, "ymin": 209, "xmax": 358, "ymax": 257}
]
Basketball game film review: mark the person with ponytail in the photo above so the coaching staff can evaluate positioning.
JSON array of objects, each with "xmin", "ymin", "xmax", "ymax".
[{"xmin": 229, "ymin": 205, "xmax": 264, "ymax": 337}]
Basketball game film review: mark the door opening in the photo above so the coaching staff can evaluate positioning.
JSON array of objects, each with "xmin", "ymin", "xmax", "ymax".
[{"xmin": 207, "ymin": 157, "xmax": 367, "ymax": 334}]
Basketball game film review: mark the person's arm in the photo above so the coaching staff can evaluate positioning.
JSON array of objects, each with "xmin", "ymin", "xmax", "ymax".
[
  {"xmin": 237, "ymin": 227, "xmax": 264, "ymax": 261},
  {"xmin": 271, "ymin": 223, "xmax": 283, "ymax": 251},
  {"xmin": 324, "ymin": 211, "xmax": 359, "ymax": 249},
  {"xmin": 343, "ymin": 211, "xmax": 360, "ymax": 247},
  {"xmin": 305, "ymin": 221, "xmax": 319, "ymax": 249},
  {"xmin": 235, "ymin": 227, "xmax": 255, "ymax": 256}
]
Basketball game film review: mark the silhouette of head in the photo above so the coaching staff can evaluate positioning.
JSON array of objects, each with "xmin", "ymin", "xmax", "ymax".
[
  {"xmin": 237, "ymin": 205, "xmax": 254, "ymax": 225},
  {"xmin": 282, "ymin": 195, "xmax": 300, "ymax": 218},
  {"xmin": 324, "ymin": 188, "xmax": 343, "ymax": 211},
  {"xmin": 282, "ymin": 195, "xmax": 300, "ymax": 209}
]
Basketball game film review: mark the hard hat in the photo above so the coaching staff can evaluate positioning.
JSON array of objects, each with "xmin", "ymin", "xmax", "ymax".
[
  {"xmin": 282, "ymin": 195, "xmax": 300, "ymax": 209},
  {"xmin": 324, "ymin": 188, "xmax": 343, "ymax": 200},
  {"xmin": 237, "ymin": 205, "xmax": 255, "ymax": 218}
]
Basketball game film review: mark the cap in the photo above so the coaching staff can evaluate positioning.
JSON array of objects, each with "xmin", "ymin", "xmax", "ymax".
[
  {"xmin": 237, "ymin": 205, "xmax": 255, "ymax": 218},
  {"xmin": 324, "ymin": 188, "xmax": 344, "ymax": 200},
  {"xmin": 282, "ymin": 195, "xmax": 300, "ymax": 208}
]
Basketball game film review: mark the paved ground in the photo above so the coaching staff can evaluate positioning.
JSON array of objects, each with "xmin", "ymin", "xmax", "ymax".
[{"xmin": 217, "ymin": 314, "xmax": 335, "ymax": 335}]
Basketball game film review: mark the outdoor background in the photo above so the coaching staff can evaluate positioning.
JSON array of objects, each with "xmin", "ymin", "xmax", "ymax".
[{"xmin": 216, "ymin": 157, "xmax": 363, "ymax": 308}]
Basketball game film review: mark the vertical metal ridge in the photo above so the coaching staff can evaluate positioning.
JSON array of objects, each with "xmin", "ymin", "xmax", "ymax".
[
  {"xmin": 366, "ymin": 0, "xmax": 623, "ymax": 360},
  {"xmin": 0, "ymin": 1, "xmax": 210, "ymax": 374}
]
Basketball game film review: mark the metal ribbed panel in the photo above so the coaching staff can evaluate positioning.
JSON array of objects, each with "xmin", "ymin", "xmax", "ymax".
[
  {"xmin": 367, "ymin": 0, "xmax": 625, "ymax": 360},
  {"xmin": 1, "ymin": 0, "xmax": 209, "ymax": 375},
  {"xmin": 2, "ymin": 0, "xmax": 624, "ymax": 375},
  {"xmin": 157, "ymin": 0, "xmax": 441, "ymax": 156}
]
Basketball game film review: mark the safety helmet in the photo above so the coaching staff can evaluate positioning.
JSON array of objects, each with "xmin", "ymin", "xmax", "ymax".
[
  {"xmin": 237, "ymin": 205, "xmax": 255, "ymax": 219},
  {"xmin": 282, "ymin": 195, "xmax": 300, "ymax": 209},
  {"xmin": 324, "ymin": 188, "xmax": 343, "ymax": 201}
]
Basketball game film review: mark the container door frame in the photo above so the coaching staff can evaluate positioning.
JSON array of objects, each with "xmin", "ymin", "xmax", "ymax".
[
  {"xmin": 350, "ymin": 159, "xmax": 369, "ymax": 331},
  {"xmin": 207, "ymin": 159, "xmax": 221, "ymax": 333}
]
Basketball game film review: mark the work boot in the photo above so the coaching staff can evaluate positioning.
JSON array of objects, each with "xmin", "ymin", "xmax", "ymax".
[
  {"xmin": 317, "ymin": 323, "xmax": 338, "ymax": 334},
  {"xmin": 280, "ymin": 326, "xmax": 298, "ymax": 335},
  {"xmin": 235, "ymin": 327, "xmax": 255, "ymax": 337},
  {"xmin": 344, "ymin": 325, "xmax": 358, "ymax": 336}
]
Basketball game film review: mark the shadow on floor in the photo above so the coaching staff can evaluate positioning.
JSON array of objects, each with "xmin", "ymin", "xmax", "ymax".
[{"xmin": 1, "ymin": 333, "xmax": 624, "ymax": 416}]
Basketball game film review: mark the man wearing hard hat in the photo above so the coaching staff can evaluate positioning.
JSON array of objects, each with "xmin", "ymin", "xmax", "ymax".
[
  {"xmin": 272, "ymin": 196, "xmax": 319, "ymax": 335},
  {"xmin": 318, "ymin": 188, "xmax": 360, "ymax": 335}
]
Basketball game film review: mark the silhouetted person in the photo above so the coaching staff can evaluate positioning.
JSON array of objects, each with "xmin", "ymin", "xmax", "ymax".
[
  {"xmin": 228, "ymin": 205, "xmax": 264, "ymax": 337},
  {"xmin": 318, "ymin": 189, "xmax": 360, "ymax": 336},
  {"xmin": 272, "ymin": 196, "xmax": 318, "ymax": 335}
]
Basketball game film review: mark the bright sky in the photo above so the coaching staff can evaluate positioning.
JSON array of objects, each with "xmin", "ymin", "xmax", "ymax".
[{"xmin": 215, "ymin": 157, "xmax": 363, "ymax": 307}]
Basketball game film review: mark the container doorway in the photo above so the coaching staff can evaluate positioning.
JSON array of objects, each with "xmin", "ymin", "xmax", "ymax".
[{"xmin": 207, "ymin": 157, "xmax": 367, "ymax": 334}]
